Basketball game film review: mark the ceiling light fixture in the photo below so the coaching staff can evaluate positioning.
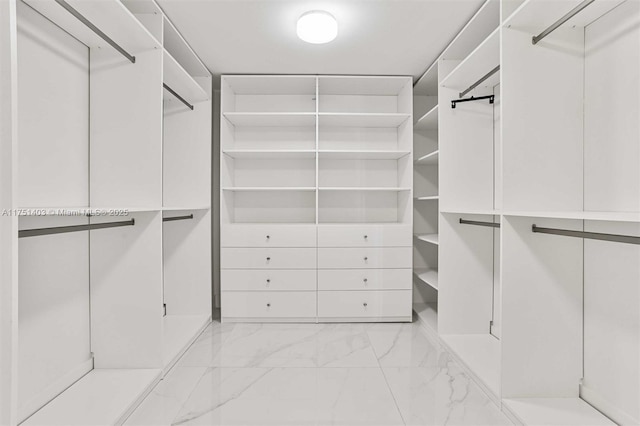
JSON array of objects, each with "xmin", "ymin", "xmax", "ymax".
[{"xmin": 296, "ymin": 11, "xmax": 338, "ymax": 44}]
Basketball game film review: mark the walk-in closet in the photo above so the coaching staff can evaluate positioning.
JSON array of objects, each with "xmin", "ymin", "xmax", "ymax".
[{"xmin": 1, "ymin": 0, "xmax": 638, "ymax": 424}]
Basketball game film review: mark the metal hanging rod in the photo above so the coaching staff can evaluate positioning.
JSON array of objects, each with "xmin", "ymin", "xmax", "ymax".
[
  {"xmin": 19, "ymin": 219, "xmax": 135, "ymax": 239},
  {"xmin": 532, "ymin": 0, "xmax": 595, "ymax": 45},
  {"xmin": 451, "ymin": 95, "xmax": 494, "ymax": 109},
  {"xmin": 460, "ymin": 218, "xmax": 500, "ymax": 228},
  {"xmin": 532, "ymin": 225, "xmax": 640, "ymax": 245},
  {"xmin": 459, "ymin": 65, "xmax": 500, "ymax": 98},
  {"xmin": 163, "ymin": 214, "xmax": 194, "ymax": 222},
  {"xmin": 163, "ymin": 83, "xmax": 194, "ymax": 110},
  {"xmin": 54, "ymin": 0, "xmax": 136, "ymax": 64}
]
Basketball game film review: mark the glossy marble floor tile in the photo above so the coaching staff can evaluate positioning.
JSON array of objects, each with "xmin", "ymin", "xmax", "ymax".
[
  {"xmin": 126, "ymin": 320, "xmax": 513, "ymax": 426},
  {"xmin": 366, "ymin": 323, "xmax": 448, "ymax": 367}
]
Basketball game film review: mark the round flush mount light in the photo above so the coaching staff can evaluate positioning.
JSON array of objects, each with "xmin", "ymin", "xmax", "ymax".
[{"xmin": 297, "ymin": 11, "xmax": 338, "ymax": 44}]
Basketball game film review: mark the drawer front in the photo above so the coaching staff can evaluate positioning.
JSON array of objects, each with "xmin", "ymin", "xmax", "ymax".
[
  {"xmin": 222, "ymin": 269, "xmax": 316, "ymax": 291},
  {"xmin": 317, "ymin": 225, "xmax": 412, "ymax": 247},
  {"xmin": 318, "ymin": 247, "xmax": 411, "ymax": 269},
  {"xmin": 318, "ymin": 269, "xmax": 411, "ymax": 291},
  {"xmin": 222, "ymin": 225, "xmax": 316, "ymax": 247},
  {"xmin": 222, "ymin": 291, "xmax": 316, "ymax": 319},
  {"xmin": 222, "ymin": 248, "xmax": 317, "ymax": 269},
  {"xmin": 318, "ymin": 290, "xmax": 411, "ymax": 319}
]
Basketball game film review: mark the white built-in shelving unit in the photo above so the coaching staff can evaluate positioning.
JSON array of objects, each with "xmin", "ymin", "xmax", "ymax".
[
  {"xmin": 412, "ymin": 0, "xmax": 640, "ymax": 424},
  {"xmin": 0, "ymin": 1, "xmax": 212, "ymax": 424},
  {"xmin": 220, "ymin": 75, "xmax": 414, "ymax": 322}
]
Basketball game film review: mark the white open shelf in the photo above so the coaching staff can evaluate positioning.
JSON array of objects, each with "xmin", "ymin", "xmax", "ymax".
[
  {"xmin": 222, "ymin": 150, "xmax": 316, "ymax": 159},
  {"xmin": 414, "ymin": 105, "xmax": 438, "ymax": 130},
  {"xmin": 163, "ymin": 315, "xmax": 209, "ymax": 372},
  {"xmin": 413, "ymin": 303, "xmax": 438, "ymax": 334},
  {"xmin": 415, "ymin": 150, "xmax": 439, "ymax": 165},
  {"xmin": 414, "ymin": 268, "xmax": 438, "ymax": 290},
  {"xmin": 319, "ymin": 187, "xmax": 411, "ymax": 192},
  {"xmin": 440, "ymin": 334, "xmax": 501, "ymax": 399},
  {"xmin": 503, "ymin": 0, "xmax": 627, "ymax": 31},
  {"xmin": 502, "ymin": 210, "xmax": 640, "ymax": 223},
  {"xmin": 414, "ymin": 61, "xmax": 438, "ymax": 96},
  {"xmin": 415, "ymin": 195, "xmax": 439, "ymax": 201},
  {"xmin": 222, "ymin": 187, "xmax": 316, "ymax": 192},
  {"xmin": 22, "ymin": 369, "xmax": 161, "ymax": 426},
  {"xmin": 414, "ymin": 233, "xmax": 439, "ymax": 245},
  {"xmin": 23, "ymin": 0, "xmax": 161, "ymax": 54},
  {"xmin": 318, "ymin": 150, "xmax": 411, "ymax": 160},
  {"xmin": 318, "ymin": 113, "xmax": 411, "ymax": 128},
  {"xmin": 163, "ymin": 50, "xmax": 208, "ymax": 105},
  {"xmin": 441, "ymin": 27, "xmax": 500, "ymax": 92},
  {"xmin": 503, "ymin": 398, "xmax": 616, "ymax": 426},
  {"xmin": 223, "ymin": 112, "xmax": 316, "ymax": 127},
  {"xmin": 440, "ymin": 0, "xmax": 499, "ymax": 61}
]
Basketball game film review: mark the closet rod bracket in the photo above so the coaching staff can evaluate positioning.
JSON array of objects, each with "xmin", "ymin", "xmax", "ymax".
[
  {"xmin": 54, "ymin": 0, "xmax": 136, "ymax": 63},
  {"xmin": 532, "ymin": 0, "xmax": 595, "ymax": 45},
  {"xmin": 451, "ymin": 95, "xmax": 494, "ymax": 109}
]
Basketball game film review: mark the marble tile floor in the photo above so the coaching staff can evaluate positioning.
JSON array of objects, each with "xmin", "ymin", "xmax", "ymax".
[{"xmin": 125, "ymin": 317, "xmax": 512, "ymax": 426}]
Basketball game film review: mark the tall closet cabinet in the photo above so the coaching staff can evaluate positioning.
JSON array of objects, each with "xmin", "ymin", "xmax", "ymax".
[
  {"xmin": 0, "ymin": 0, "xmax": 212, "ymax": 425},
  {"xmin": 413, "ymin": 0, "xmax": 640, "ymax": 424},
  {"xmin": 220, "ymin": 75, "xmax": 414, "ymax": 323}
]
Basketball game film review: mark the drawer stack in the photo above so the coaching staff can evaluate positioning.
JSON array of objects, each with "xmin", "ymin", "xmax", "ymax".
[
  {"xmin": 317, "ymin": 225, "xmax": 413, "ymax": 322},
  {"xmin": 221, "ymin": 225, "xmax": 317, "ymax": 322}
]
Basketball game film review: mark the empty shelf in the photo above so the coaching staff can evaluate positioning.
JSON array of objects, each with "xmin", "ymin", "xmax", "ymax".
[
  {"xmin": 503, "ymin": 0, "xmax": 626, "ymax": 31},
  {"xmin": 502, "ymin": 210, "xmax": 640, "ymax": 223},
  {"xmin": 223, "ymin": 150, "xmax": 316, "ymax": 159},
  {"xmin": 415, "ymin": 195, "xmax": 439, "ymax": 201},
  {"xmin": 22, "ymin": 369, "xmax": 161, "ymax": 426},
  {"xmin": 319, "ymin": 187, "xmax": 411, "ymax": 192},
  {"xmin": 319, "ymin": 113, "xmax": 411, "ymax": 128},
  {"xmin": 415, "ymin": 233, "xmax": 439, "ymax": 245},
  {"xmin": 415, "ymin": 151, "xmax": 439, "ymax": 165},
  {"xmin": 163, "ymin": 50, "xmax": 208, "ymax": 105},
  {"xmin": 222, "ymin": 187, "xmax": 316, "ymax": 192},
  {"xmin": 441, "ymin": 27, "xmax": 500, "ymax": 93},
  {"xmin": 503, "ymin": 398, "xmax": 616, "ymax": 426},
  {"xmin": 22, "ymin": 0, "xmax": 160, "ymax": 54},
  {"xmin": 413, "ymin": 303, "xmax": 438, "ymax": 334},
  {"xmin": 223, "ymin": 112, "xmax": 316, "ymax": 127},
  {"xmin": 414, "ymin": 105, "xmax": 438, "ymax": 130},
  {"xmin": 414, "ymin": 268, "xmax": 439, "ymax": 290},
  {"xmin": 318, "ymin": 150, "xmax": 411, "ymax": 160}
]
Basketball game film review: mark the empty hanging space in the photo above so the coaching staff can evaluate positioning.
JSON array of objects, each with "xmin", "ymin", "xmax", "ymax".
[
  {"xmin": 162, "ymin": 211, "xmax": 211, "ymax": 372},
  {"xmin": 439, "ymin": 213, "xmax": 501, "ymax": 401},
  {"xmin": 500, "ymin": 215, "xmax": 634, "ymax": 426}
]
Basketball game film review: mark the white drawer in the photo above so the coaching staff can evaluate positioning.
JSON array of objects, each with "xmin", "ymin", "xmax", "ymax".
[
  {"xmin": 318, "ymin": 269, "xmax": 411, "ymax": 290},
  {"xmin": 222, "ymin": 291, "xmax": 316, "ymax": 319},
  {"xmin": 317, "ymin": 225, "xmax": 412, "ymax": 247},
  {"xmin": 222, "ymin": 269, "xmax": 316, "ymax": 291},
  {"xmin": 318, "ymin": 290, "xmax": 412, "ymax": 319},
  {"xmin": 318, "ymin": 247, "xmax": 411, "ymax": 269},
  {"xmin": 222, "ymin": 248, "xmax": 317, "ymax": 269},
  {"xmin": 221, "ymin": 224, "xmax": 316, "ymax": 247}
]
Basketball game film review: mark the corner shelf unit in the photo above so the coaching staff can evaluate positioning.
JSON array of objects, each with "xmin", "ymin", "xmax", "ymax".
[
  {"xmin": 220, "ymin": 75, "xmax": 414, "ymax": 323},
  {"xmin": 1, "ymin": 2, "xmax": 212, "ymax": 425},
  {"xmin": 411, "ymin": 0, "xmax": 640, "ymax": 425}
]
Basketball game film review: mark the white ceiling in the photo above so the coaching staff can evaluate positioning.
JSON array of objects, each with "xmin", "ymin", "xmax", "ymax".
[{"xmin": 157, "ymin": 0, "xmax": 484, "ymax": 83}]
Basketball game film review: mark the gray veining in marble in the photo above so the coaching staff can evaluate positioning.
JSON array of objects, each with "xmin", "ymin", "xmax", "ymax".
[{"xmin": 125, "ymin": 318, "xmax": 513, "ymax": 426}]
